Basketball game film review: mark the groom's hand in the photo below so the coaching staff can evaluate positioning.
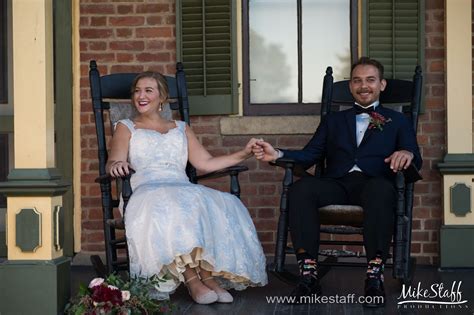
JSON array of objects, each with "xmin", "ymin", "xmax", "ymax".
[
  {"xmin": 253, "ymin": 140, "xmax": 279, "ymax": 162},
  {"xmin": 384, "ymin": 150, "xmax": 414, "ymax": 172}
]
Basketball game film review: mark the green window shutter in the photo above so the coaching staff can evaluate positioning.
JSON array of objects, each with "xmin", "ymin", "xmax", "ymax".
[
  {"xmin": 363, "ymin": 0, "xmax": 425, "ymax": 80},
  {"xmin": 176, "ymin": 0, "xmax": 238, "ymax": 115}
]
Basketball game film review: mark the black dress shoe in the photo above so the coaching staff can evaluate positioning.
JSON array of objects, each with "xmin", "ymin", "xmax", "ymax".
[
  {"xmin": 364, "ymin": 277, "xmax": 385, "ymax": 307},
  {"xmin": 286, "ymin": 277, "xmax": 322, "ymax": 304}
]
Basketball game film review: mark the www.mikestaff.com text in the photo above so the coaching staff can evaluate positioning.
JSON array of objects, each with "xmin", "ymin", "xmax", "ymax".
[{"xmin": 265, "ymin": 293, "xmax": 384, "ymax": 305}]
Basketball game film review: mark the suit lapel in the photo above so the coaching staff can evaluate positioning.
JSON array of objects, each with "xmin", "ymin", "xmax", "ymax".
[
  {"xmin": 359, "ymin": 123, "xmax": 375, "ymax": 147},
  {"xmin": 345, "ymin": 108, "xmax": 357, "ymax": 148}
]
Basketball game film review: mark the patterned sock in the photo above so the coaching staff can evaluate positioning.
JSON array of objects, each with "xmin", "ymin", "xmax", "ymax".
[
  {"xmin": 367, "ymin": 254, "xmax": 384, "ymax": 281},
  {"xmin": 296, "ymin": 252, "xmax": 318, "ymax": 281}
]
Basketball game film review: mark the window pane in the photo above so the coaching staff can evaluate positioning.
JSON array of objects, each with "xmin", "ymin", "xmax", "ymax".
[
  {"xmin": 249, "ymin": 0, "xmax": 298, "ymax": 103},
  {"xmin": 302, "ymin": 0, "xmax": 351, "ymax": 103}
]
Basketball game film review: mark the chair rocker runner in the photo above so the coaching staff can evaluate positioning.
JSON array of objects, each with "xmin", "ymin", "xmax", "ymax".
[
  {"xmin": 268, "ymin": 65, "xmax": 423, "ymax": 286},
  {"xmin": 88, "ymin": 60, "xmax": 248, "ymax": 276}
]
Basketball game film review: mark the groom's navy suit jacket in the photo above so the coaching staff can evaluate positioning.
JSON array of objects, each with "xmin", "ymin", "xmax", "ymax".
[{"xmin": 281, "ymin": 105, "xmax": 422, "ymax": 180}]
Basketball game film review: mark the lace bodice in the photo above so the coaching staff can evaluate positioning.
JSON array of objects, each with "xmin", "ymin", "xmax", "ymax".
[{"xmin": 117, "ymin": 119, "xmax": 190, "ymax": 190}]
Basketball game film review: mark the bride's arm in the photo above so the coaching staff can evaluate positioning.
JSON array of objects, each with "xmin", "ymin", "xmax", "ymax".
[
  {"xmin": 185, "ymin": 125, "xmax": 257, "ymax": 173},
  {"xmin": 106, "ymin": 123, "xmax": 131, "ymax": 177}
]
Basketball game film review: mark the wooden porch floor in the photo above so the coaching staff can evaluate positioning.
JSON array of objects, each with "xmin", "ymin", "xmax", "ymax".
[{"xmin": 71, "ymin": 264, "xmax": 474, "ymax": 315}]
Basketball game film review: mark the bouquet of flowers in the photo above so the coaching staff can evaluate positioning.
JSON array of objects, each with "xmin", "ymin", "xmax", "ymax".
[{"xmin": 65, "ymin": 273, "xmax": 174, "ymax": 315}]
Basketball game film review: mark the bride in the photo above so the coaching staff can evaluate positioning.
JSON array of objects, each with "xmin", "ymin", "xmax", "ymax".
[{"xmin": 106, "ymin": 71, "xmax": 268, "ymax": 304}]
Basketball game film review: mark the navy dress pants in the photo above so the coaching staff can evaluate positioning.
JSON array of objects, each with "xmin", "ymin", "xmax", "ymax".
[{"xmin": 288, "ymin": 171, "xmax": 396, "ymax": 262}]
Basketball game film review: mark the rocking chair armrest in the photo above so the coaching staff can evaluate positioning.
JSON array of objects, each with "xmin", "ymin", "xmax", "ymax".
[
  {"xmin": 195, "ymin": 165, "xmax": 249, "ymax": 181},
  {"xmin": 95, "ymin": 171, "xmax": 134, "ymax": 211},
  {"xmin": 94, "ymin": 169, "xmax": 136, "ymax": 183},
  {"xmin": 271, "ymin": 157, "xmax": 297, "ymax": 165},
  {"xmin": 401, "ymin": 163, "xmax": 422, "ymax": 184},
  {"xmin": 395, "ymin": 164, "xmax": 420, "ymax": 219},
  {"xmin": 270, "ymin": 158, "xmax": 314, "ymax": 178}
]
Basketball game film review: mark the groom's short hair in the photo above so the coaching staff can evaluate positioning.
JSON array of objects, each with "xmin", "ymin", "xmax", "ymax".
[{"xmin": 351, "ymin": 57, "xmax": 385, "ymax": 80}]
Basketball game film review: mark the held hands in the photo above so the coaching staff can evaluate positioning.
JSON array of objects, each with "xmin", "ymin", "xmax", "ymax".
[
  {"xmin": 384, "ymin": 150, "xmax": 414, "ymax": 173},
  {"xmin": 108, "ymin": 160, "xmax": 132, "ymax": 178},
  {"xmin": 252, "ymin": 139, "xmax": 279, "ymax": 162},
  {"xmin": 243, "ymin": 138, "xmax": 262, "ymax": 157}
]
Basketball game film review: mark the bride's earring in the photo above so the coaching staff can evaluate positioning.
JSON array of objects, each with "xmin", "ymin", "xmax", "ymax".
[{"xmin": 159, "ymin": 103, "xmax": 163, "ymax": 111}]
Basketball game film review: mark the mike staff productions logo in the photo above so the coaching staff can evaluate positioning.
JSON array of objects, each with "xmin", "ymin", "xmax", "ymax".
[{"xmin": 397, "ymin": 281, "xmax": 470, "ymax": 310}]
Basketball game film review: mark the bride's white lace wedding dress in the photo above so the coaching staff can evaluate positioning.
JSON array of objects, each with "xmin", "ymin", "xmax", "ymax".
[{"xmin": 118, "ymin": 119, "xmax": 267, "ymax": 297}]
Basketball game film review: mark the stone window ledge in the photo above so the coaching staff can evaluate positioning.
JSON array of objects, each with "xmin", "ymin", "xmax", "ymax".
[{"xmin": 220, "ymin": 115, "xmax": 320, "ymax": 135}]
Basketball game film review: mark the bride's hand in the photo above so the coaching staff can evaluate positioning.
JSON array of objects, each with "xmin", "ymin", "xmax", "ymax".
[
  {"xmin": 109, "ymin": 160, "xmax": 131, "ymax": 178},
  {"xmin": 243, "ymin": 138, "xmax": 263, "ymax": 157}
]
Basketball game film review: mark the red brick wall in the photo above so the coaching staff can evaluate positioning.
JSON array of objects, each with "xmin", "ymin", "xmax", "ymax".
[{"xmin": 79, "ymin": 0, "xmax": 445, "ymax": 265}]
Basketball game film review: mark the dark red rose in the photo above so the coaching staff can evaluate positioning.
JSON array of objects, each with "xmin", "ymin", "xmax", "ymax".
[
  {"xmin": 90, "ymin": 284, "xmax": 123, "ymax": 306},
  {"xmin": 368, "ymin": 112, "xmax": 392, "ymax": 131}
]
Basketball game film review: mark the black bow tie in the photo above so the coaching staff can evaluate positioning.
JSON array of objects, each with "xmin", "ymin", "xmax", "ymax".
[{"xmin": 354, "ymin": 104, "xmax": 375, "ymax": 115}]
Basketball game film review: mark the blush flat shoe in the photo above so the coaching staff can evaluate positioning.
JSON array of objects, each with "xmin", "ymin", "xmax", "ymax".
[
  {"xmin": 201, "ymin": 276, "xmax": 234, "ymax": 303},
  {"xmin": 185, "ymin": 275, "xmax": 218, "ymax": 304}
]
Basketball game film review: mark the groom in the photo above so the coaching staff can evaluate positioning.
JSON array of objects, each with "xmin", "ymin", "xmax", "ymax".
[{"xmin": 253, "ymin": 57, "xmax": 422, "ymax": 307}]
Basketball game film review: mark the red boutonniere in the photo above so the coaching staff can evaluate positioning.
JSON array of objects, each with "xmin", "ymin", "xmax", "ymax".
[{"xmin": 368, "ymin": 112, "xmax": 392, "ymax": 131}]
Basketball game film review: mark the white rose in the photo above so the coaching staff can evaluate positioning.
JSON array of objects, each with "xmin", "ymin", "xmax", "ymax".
[
  {"xmin": 122, "ymin": 290, "xmax": 131, "ymax": 301},
  {"xmin": 108, "ymin": 285, "xmax": 119, "ymax": 290},
  {"xmin": 88, "ymin": 278, "xmax": 104, "ymax": 288}
]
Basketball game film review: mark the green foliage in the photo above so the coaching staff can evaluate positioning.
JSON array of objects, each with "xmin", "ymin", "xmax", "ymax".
[{"xmin": 65, "ymin": 273, "xmax": 175, "ymax": 315}]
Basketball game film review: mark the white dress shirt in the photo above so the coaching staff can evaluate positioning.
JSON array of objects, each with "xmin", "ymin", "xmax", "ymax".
[{"xmin": 349, "ymin": 101, "xmax": 379, "ymax": 172}]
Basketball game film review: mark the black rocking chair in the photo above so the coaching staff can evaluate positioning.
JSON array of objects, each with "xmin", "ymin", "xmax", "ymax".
[
  {"xmin": 88, "ymin": 60, "xmax": 248, "ymax": 276},
  {"xmin": 268, "ymin": 65, "xmax": 423, "ymax": 285}
]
